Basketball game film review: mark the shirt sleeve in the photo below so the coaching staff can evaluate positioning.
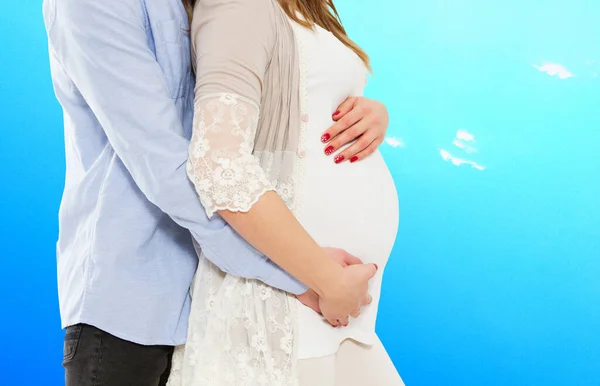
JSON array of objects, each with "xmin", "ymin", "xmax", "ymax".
[
  {"xmin": 187, "ymin": 0, "xmax": 276, "ymax": 218},
  {"xmin": 45, "ymin": 0, "xmax": 307, "ymax": 294}
]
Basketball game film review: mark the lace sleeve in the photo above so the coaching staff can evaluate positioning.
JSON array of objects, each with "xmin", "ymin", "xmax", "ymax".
[
  {"xmin": 187, "ymin": 93, "xmax": 274, "ymax": 218},
  {"xmin": 187, "ymin": 0, "xmax": 278, "ymax": 218}
]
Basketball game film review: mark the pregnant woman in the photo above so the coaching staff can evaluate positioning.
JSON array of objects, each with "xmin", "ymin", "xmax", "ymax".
[{"xmin": 168, "ymin": 0, "xmax": 402, "ymax": 385}]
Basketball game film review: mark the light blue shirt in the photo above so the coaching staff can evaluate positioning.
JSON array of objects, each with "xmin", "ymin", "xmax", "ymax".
[{"xmin": 43, "ymin": 0, "xmax": 306, "ymax": 346}]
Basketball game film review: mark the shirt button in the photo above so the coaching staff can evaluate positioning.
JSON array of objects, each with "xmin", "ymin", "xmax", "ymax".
[{"xmin": 297, "ymin": 146, "xmax": 306, "ymax": 158}]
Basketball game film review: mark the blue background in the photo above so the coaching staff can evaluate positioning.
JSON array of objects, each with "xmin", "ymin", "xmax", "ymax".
[{"xmin": 1, "ymin": 1, "xmax": 599, "ymax": 385}]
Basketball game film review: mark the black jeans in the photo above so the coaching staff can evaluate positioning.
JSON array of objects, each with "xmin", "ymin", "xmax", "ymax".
[{"xmin": 63, "ymin": 324, "xmax": 174, "ymax": 386}]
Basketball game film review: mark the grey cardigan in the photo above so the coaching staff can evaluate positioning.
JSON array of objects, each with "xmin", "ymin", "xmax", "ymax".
[
  {"xmin": 188, "ymin": 0, "xmax": 305, "ymax": 217},
  {"xmin": 171, "ymin": 0, "xmax": 307, "ymax": 384}
]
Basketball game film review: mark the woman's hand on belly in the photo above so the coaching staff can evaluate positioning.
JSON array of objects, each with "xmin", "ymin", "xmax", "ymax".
[
  {"xmin": 296, "ymin": 247, "xmax": 374, "ymax": 327},
  {"xmin": 320, "ymin": 97, "xmax": 389, "ymax": 164}
]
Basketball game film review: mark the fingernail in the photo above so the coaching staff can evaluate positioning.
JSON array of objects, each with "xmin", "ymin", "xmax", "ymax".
[
  {"xmin": 334, "ymin": 154, "xmax": 345, "ymax": 164},
  {"xmin": 325, "ymin": 146, "xmax": 334, "ymax": 155},
  {"xmin": 350, "ymin": 156, "xmax": 359, "ymax": 163},
  {"xmin": 374, "ymin": 264, "xmax": 379, "ymax": 270},
  {"xmin": 321, "ymin": 133, "xmax": 331, "ymax": 143},
  {"xmin": 333, "ymin": 111, "xmax": 340, "ymax": 117}
]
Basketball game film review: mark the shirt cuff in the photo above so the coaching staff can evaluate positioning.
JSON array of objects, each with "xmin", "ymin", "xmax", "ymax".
[{"xmin": 264, "ymin": 266, "xmax": 308, "ymax": 295}]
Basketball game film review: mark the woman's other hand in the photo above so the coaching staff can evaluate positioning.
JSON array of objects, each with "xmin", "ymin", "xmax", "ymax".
[
  {"xmin": 319, "ymin": 264, "xmax": 376, "ymax": 327},
  {"xmin": 321, "ymin": 97, "xmax": 389, "ymax": 164},
  {"xmin": 296, "ymin": 247, "xmax": 366, "ymax": 326},
  {"xmin": 296, "ymin": 264, "xmax": 376, "ymax": 328}
]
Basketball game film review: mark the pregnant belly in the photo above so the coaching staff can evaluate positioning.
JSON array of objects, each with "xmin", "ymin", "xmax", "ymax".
[
  {"xmin": 297, "ymin": 150, "xmax": 399, "ymax": 268},
  {"xmin": 295, "ymin": 150, "xmax": 399, "ymax": 358}
]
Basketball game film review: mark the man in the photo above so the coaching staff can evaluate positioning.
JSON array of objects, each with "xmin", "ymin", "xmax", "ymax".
[{"xmin": 43, "ymin": 0, "xmax": 391, "ymax": 384}]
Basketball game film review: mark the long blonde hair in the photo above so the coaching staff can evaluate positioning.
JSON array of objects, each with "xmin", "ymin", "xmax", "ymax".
[{"xmin": 182, "ymin": 0, "xmax": 370, "ymax": 71}]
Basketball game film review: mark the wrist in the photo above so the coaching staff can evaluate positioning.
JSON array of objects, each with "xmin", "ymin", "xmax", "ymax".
[{"xmin": 311, "ymin": 261, "xmax": 344, "ymax": 298}]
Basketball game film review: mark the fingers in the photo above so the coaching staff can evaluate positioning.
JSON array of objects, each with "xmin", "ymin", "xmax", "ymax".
[
  {"xmin": 343, "ymin": 252, "xmax": 363, "ymax": 266},
  {"xmin": 326, "ymin": 118, "xmax": 369, "ymax": 161},
  {"xmin": 326, "ymin": 317, "xmax": 350, "ymax": 328},
  {"xmin": 352, "ymin": 296, "xmax": 372, "ymax": 319},
  {"xmin": 305, "ymin": 300, "xmax": 321, "ymax": 314},
  {"xmin": 319, "ymin": 262, "xmax": 379, "ymax": 328},
  {"xmin": 348, "ymin": 137, "xmax": 382, "ymax": 164},
  {"xmin": 296, "ymin": 290, "xmax": 322, "ymax": 314},
  {"xmin": 332, "ymin": 97, "xmax": 359, "ymax": 121},
  {"xmin": 349, "ymin": 294, "xmax": 372, "ymax": 319},
  {"xmin": 359, "ymin": 263, "xmax": 378, "ymax": 280},
  {"xmin": 321, "ymin": 108, "xmax": 362, "ymax": 146},
  {"xmin": 326, "ymin": 317, "xmax": 340, "ymax": 327},
  {"xmin": 321, "ymin": 97, "xmax": 389, "ymax": 163},
  {"xmin": 334, "ymin": 132, "xmax": 378, "ymax": 164},
  {"xmin": 348, "ymin": 294, "xmax": 372, "ymax": 320}
]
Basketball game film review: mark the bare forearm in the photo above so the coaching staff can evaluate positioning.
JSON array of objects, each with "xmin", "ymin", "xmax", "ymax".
[{"xmin": 219, "ymin": 191, "xmax": 342, "ymax": 297}]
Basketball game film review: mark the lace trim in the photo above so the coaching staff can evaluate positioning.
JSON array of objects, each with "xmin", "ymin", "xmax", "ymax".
[
  {"xmin": 168, "ymin": 254, "xmax": 298, "ymax": 386},
  {"xmin": 187, "ymin": 93, "xmax": 275, "ymax": 218}
]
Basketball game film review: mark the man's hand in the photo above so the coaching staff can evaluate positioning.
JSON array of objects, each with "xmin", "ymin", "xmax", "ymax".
[
  {"xmin": 321, "ymin": 97, "xmax": 389, "ymax": 164},
  {"xmin": 296, "ymin": 248, "xmax": 365, "ymax": 319},
  {"xmin": 296, "ymin": 289, "xmax": 321, "ymax": 314}
]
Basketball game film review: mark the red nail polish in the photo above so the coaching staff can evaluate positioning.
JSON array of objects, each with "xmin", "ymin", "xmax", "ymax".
[
  {"xmin": 334, "ymin": 154, "xmax": 345, "ymax": 164},
  {"xmin": 374, "ymin": 264, "xmax": 379, "ymax": 270},
  {"xmin": 350, "ymin": 156, "xmax": 358, "ymax": 163},
  {"xmin": 321, "ymin": 133, "xmax": 331, "ymax": 143},
  {"xmin": 325, "ymin": 146, "xmax": 334, "ymax": 155},
  {"xmin": 333, "ymin": 111, "xmax": 340, "ymax": 117}
]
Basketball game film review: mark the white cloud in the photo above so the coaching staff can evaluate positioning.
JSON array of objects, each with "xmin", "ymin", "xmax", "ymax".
[
  {"xmin": 439, "ymin": 149, "xmax": 485, "ymax": 171},
  {"xmin": 385, "ymin": 136, "xmax": 405, "ymax": 148},
  {"xmin": 533, "ymin": 63, "xmax": 574, "ymax": 79},
  {"xmin": 456, "ymin": 129, "xmax": 475, "ymax": 142}
]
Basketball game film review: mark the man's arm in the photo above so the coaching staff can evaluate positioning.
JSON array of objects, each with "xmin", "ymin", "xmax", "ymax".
[{"xmin": 44, "ymin": 0, "xmax": 306, "ymax": 293}]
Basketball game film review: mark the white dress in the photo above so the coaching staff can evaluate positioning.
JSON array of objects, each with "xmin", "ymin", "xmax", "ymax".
[
  {"xmin": 291, "ymin": 24, "xmax": 399, "ymax": 360},
  {"xmin": 167, "ymin": 11, "xmax": 399, "ymax": 386}
]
